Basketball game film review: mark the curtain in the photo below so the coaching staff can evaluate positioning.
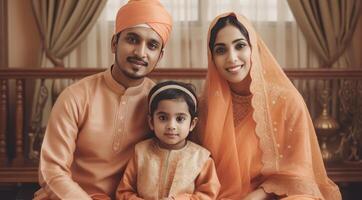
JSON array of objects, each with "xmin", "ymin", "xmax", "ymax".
[
  {"xmin": 32, "ymin": 0, "xmax": 107, "ymax": 67},
  {"xmin": 65, "ymin": 1, "xmax": 114, "ymax": 68},
  {"xmin": 287, "ymin": 0, "xmax": 362, "ymax": 68},
  {"xmin": 0, "ymin": 0, "xmax": 8, "ymax": 161},
  {"xmin": 288, "ymin": 0, "xmax": 362, "ymax": 160},
  {"xmin": 0, "ymin": 0, "xmax": 8, "ymax": 69},
  {"xmin": 67, "ymin": 0, "xmax": 311, "ymax": 69},
  {"xmin": 287, "ymin": 0, "xmax": 362, "ymax": 114},
  {"xmin": 29, "ymin": 0, "xmax": 106, "ymax": 158}
]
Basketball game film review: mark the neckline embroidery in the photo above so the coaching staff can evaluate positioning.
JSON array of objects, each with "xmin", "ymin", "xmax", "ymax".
[{"xmin": 231, "ymin": 92, "xmax": 253, "ymax": 126}]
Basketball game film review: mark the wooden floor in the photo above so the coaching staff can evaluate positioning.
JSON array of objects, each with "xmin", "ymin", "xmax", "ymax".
[
  {"xmin": 0, "ymin": 183, "xmax": 361, "ymax": 200},
  {"xmin": 0, "ymin": 162, "xmax": 362, "ymax": 199}
]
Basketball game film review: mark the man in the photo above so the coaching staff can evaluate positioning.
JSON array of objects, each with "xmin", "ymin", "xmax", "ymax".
[{"xmin": 33, "ymin": 0, "xmax": 172, "ymax": 199}]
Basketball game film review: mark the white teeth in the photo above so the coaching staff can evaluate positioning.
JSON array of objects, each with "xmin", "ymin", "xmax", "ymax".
[{"xmin": 227, "ymin": 65, "xmax": 242, "ymax": 72}]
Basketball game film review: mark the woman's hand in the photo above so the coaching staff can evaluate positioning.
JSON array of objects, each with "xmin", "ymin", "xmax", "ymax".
[{"xmin": 242, "ymin": 188, "xmax": 273, "ymax": 200}]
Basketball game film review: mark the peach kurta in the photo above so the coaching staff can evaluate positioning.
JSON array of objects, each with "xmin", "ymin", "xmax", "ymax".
[
  {"xmin": 116, "ymin": 139, "xmax": 220, "ymax": 200},
  {"xmin": 37, "ymin": 68, "xmax": 154, "ymax": 199}
]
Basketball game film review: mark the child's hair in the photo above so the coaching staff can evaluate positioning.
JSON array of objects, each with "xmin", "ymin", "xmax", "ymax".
[{"xmin": 148, "ymin": 81, "xmax": 198, "ymax": 120}]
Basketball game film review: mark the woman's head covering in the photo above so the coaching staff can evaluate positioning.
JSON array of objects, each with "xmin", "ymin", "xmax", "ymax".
[
  {"xmin": 115, "ymin": 0, "xmax": 173, "ymax": 45},
  {"xmin": 200, "ymin": 12, "xmax": 341, "ymax": 199}
]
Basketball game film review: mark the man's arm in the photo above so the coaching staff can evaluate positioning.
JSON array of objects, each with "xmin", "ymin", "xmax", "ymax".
[{"xmin": 38, "ymin": 88, "xmax": 91, "ymax": 199}]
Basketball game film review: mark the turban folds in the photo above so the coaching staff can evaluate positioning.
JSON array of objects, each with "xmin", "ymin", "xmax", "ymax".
[{"xmin": 115, "ymin": 0, "xmax": 173, "ymax": 45}]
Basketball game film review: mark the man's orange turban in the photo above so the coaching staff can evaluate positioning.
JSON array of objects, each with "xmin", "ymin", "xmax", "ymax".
[{"xmin": 115, "ymin": 0, "xmax": 173, "ymax": 45}]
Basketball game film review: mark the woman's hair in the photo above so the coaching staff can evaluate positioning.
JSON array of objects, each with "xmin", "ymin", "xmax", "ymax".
[
  {"xmin": 209, "ymin": 14, "xmax": 251, "ymax": 52},
  {"xmin": 148, "ymin": 81, "xmax": 198, "ymax": 120}
]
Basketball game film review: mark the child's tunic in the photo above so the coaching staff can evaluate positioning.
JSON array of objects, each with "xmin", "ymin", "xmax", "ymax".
[{"xmin": 116, "ymin": 139, "xmax": 220, "ymax": 200}]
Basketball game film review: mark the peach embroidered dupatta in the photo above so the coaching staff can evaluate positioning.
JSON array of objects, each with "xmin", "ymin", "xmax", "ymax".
[{"xmin": 199, "ymin": 13, "xmax": 341, "ymax": 200}]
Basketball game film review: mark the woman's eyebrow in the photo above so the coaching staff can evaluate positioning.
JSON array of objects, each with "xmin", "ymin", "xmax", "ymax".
[
  {"xmin": 214, "ymin": 38, "xmax": 244, "ymax": 46},
  {"xmin": 232, "ymin": 38, "xmax": 245, "ymax": 44}
]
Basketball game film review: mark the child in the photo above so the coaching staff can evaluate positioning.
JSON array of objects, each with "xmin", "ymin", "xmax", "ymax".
[{"xmin": 116, "ymin": 81, "xmax": 220, "ymax": 200}]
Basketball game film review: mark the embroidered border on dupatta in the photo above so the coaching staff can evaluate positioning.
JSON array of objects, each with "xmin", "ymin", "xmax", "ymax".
[{"xmin": 245, "ymin": 21, "xmax": 278, "ymax": 175}]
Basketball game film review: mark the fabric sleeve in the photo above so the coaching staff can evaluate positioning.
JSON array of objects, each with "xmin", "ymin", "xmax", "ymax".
[
  {"xmin": 173, "ymin": 158, "xmax": 220, "ymax": 200},
  {"xmin": 115, "ymin": 155, "xmax": 144, "ymax": 200},
  {"xmin": 38, "ymin": 88, "xmax": 91, "ymax": 200}
]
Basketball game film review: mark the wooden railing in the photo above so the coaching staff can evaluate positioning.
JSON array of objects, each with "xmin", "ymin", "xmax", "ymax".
[
  {"xmin": 0, "ymin": 67, "xmax": 362, "ymax": 183},
  {"xmin": 2, "ymin": 67, "xmax": 362, "ymax": 79}
]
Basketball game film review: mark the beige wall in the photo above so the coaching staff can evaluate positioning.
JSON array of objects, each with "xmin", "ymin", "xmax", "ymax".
[{"xmin": 8, "ymin": 0, "xmax": 41, "ymax": 68}]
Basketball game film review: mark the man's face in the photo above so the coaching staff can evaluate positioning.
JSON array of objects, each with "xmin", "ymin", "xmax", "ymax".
[{"xmin": 112, "ymin": 27, "xmax": 163, "ymax": 80}]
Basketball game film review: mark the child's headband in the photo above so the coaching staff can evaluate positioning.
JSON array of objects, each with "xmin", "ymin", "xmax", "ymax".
[{"xmin": 149, "ymin": 85, "xmax": 197, "ymax": 113}]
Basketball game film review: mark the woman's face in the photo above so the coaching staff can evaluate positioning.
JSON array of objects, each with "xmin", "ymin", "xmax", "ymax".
[{"xmin": 212, "ymin": 24, "xmax": 251, "ymax": 83}]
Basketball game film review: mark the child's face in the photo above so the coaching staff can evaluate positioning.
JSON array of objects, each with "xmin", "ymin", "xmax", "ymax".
[{"xmin": 149, "ymin": 99, "xmax": 198, "ymax": 150}]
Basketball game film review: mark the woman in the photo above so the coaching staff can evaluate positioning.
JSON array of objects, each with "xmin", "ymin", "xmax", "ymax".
[{"xmin": 198, "ymin": 12, "xmax": 341, "ymax": 200}]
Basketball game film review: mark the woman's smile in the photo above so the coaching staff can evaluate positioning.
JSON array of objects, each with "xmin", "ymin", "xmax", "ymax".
[{"xmin": 226, "ymin": 64, "xmax": 243, "ymax": 73}]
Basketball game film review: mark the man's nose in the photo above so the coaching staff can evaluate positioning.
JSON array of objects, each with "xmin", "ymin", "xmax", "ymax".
[{"xmin": 134, "ymin": 42, "xmax": 146, "ymax": 58}]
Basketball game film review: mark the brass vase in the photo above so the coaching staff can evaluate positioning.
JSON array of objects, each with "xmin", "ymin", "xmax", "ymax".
[{"xmin": 314, "ymin": 89, "xmax": 340, "ymax": 161}]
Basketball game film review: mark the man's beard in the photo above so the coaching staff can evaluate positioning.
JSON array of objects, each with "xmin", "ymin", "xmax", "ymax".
[{"xmin": 115, "ymin": 56, "xmax": 147, "ymax": 80}]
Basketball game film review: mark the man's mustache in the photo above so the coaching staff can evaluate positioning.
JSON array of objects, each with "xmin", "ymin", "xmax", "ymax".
[{"xmin": 127, "ymin": 56, "xmax": 148, "ymax": 66}]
